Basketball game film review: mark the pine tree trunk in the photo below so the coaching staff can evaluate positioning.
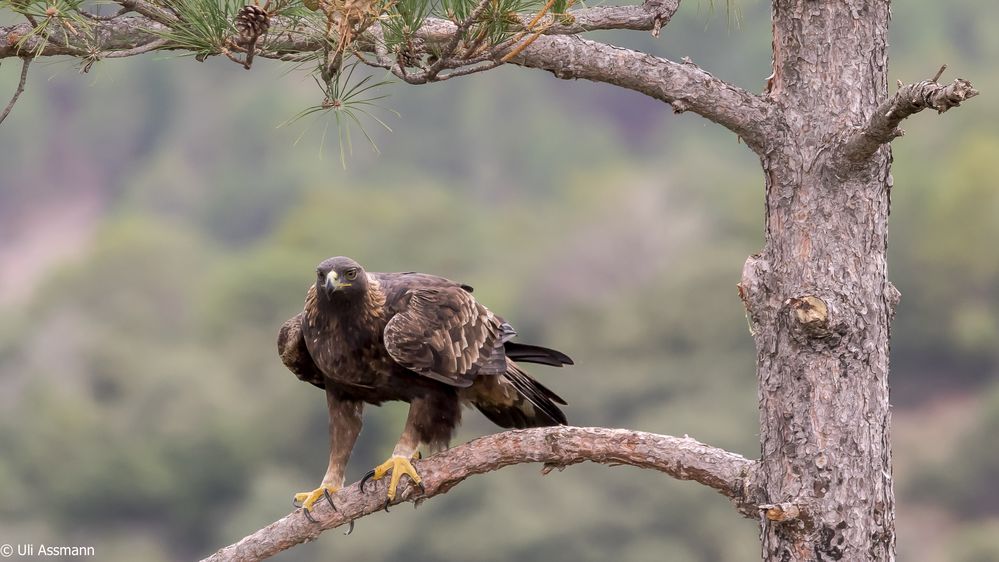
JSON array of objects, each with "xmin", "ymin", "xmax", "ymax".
[{"xmin": 739, "ymin": 1, "xmax": 897, "ymax": 560}]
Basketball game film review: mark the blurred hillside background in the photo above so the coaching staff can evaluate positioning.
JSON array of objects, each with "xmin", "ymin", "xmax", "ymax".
[{"xmin": 1, "ymin": 0, "xmax": 997, "ymax": 560}]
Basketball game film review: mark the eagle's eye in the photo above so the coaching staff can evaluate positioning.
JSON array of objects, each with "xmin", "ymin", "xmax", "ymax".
[{"xmin": 344, "ymin": 268, "xmax": 358, "ymax": 281}]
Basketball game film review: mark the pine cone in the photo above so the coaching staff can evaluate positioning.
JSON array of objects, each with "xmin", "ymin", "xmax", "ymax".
[{"xmin": 235, "ymin": 4, "xmax": 270, "ymax": 42}]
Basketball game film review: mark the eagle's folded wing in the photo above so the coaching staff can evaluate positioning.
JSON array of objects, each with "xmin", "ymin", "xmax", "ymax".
[
  {"xmin": 383, "ymin": 286, "xmax": 514, "ymax": 387},
  {"xmin": 277, "ymin": 312, "xmax": 326, "ymax": 390}
]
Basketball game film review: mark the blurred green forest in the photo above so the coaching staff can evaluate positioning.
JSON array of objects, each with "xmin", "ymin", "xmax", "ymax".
[{"xmin": 0, "ymin": 1, "xmax": 997, "ymax": 561}]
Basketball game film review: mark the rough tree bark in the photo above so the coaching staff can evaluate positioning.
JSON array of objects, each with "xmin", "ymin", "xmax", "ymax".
[
  {"xmin": 739, "ymin": 2, "xmax": 972, "ymax": 559},
  {"xmin": 741, "ymin": 2, "xmax": 897, "ymax": 559},
  {"xmin": 0, "ymin": 1, "xmax": 978, "ymax": 560}
]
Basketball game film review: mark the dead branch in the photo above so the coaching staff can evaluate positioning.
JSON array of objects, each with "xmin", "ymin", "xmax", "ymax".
[
  {"xmin": 199, "ymin": 426, "xmax": 757, "ymax": 562},
  {"xmin": 840, "ymin": 67, "xmax": 979, "ymax": 162}
]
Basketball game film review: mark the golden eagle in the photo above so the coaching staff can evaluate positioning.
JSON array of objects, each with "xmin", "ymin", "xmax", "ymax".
[{"xmin": 278, "ymin": 256, "xmax": 572, "ymax": 520}]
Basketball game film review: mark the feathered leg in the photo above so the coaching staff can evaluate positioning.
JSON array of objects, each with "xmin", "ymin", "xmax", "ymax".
[{"xmin": 294, "ymin": 390, "xmax": 362, "ymax": 522}]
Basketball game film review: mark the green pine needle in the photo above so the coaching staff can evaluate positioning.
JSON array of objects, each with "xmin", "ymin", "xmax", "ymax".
[
  {"xmin": 149, "ymin": 0, "xmax": 244, "ymax": 59},
  {"xmin": 381, "ymin": 0, "xmax": 433, "ymax": 50},
  {"xmin": 279, "ymin": 61, "xmax": 398, "ymax": 167}
]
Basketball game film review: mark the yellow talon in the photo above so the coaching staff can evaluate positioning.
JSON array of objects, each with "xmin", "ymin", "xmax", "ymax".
[
  {"xmin": 365, "ymin": 454, "xmax": 423, "ymax": 501},
  {"xmin": 293, "ymin": 484, "xmax": 339, "ymax": 511}
]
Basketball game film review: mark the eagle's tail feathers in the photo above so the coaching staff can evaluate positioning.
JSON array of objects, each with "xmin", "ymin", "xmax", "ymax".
[
  {"xmin": 475, "ymin": 363, "xmax": 567, "ymax": 428},
  {"xmin": 503, "ymin": 342, "xmax": 574, "ymax": 367}
]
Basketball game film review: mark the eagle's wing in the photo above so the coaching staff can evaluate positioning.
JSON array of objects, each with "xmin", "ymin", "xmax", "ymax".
[
  {"xmin": 277, "ymin": 312, "xmax": 326, "ymax": 390},
  {"xmin": 383, "ymin": 285, "xmax": 514, "ymax": 387}
]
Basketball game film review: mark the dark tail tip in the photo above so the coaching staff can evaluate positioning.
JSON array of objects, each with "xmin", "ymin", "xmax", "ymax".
[
  {"xmin": 476, "ymin": 364, "xmax": 567, "ymax": 429},
  {"xmin": 504, "ymin": 342, "xmax": 574, "ymax": 367}
]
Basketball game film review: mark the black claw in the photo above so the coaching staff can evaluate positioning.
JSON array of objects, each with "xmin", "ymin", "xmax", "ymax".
[
  {"xmin": 383, "ymin": 500, "xmax": 391, "ymax": 513},
  {"xmin": 293, "ymin": 497, "xmax": 303, "ymax": 509},
  {"xmin": 323, "ymin": 489, "xmax": 337, "ymax": 511},
  {"xmin": 359, "ymin": 470, "xmax": 376, "ymax": 492},
  {"xmin": 303, "ymin": 508, "xmax": 318, "ymax": 524},
  {"xmin": 344, "ymin": 521, "xmax": 355, "ymax": 536},
  {"xmin": 415, "ymin": 481, "xmax": 426, "ymax": 495}
]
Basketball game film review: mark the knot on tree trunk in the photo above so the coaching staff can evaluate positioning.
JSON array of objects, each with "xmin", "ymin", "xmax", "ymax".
[{"xmin": 785, "ymin": 295, "xmax": 842, "ymax": 343}]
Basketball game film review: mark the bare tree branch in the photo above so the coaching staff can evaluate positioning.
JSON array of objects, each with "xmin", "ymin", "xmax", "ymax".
[
  {"xmin": 543, "ymin": 0, "xmax": 678, "ymax": 36},
  {"xmin": 200, "ymin": 426, "xmax": 757, "ymax": 562},
  {"xmin": 508, "ymin": 35, "xmax": 777, "ymax": 154},
  {"xmin": 840, "ymin": 69, "xmax": 979, "ymax": 163},
  {"xmin": 0, "ymin": 57, "xmax": 30, "ymax": 126}
]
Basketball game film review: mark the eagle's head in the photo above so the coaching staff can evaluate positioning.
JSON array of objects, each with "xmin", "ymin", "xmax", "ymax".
[{"xmin": 316, "ymin": 256, "xmax": 368, "ymax": 301}]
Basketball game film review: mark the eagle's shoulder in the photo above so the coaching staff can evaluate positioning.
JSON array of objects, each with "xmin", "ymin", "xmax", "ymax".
[{"xmin": 371, "ymin": 272, "xmax": 472, "ymax": 313}]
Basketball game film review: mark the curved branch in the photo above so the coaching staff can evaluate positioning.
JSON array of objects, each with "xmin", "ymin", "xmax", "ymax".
[
  {"xmin": 509, "ymin": 35, "xmax": 778, "ymax": 154},
  {"xmin": 200, "ymin": 426, "xmax": 757, "ymax": 562},
  {"xmin": 840, "ymin": 69, "xmax": 979, "ymax": 163}
]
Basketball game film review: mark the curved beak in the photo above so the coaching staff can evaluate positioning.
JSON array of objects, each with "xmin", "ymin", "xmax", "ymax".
[{"xmin": 324, "ymin": 270, "xmax": 341, "ymax": 292}]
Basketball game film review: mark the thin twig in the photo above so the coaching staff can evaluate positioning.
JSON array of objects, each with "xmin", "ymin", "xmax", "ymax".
[
  {"xmin": 79, "ymin": 7, "xmax": 130, "ymax": 22},
  {"xmin": 930, "ymin": 64, "xmax": 946, "ymax": 82},
  {"xmin": 101, "ymin": 38, "xmax": 169, "ymax": 58},
  {"xmin": 435, "ymin": 59, "xmax": 503, "ymax": 80},
  {"xmin": 0, "ymin": 57, "xmax": 30, "ymax": 126}
]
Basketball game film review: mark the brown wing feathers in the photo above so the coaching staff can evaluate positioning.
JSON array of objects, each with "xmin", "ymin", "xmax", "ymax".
[
  {"xmin": 277, "ymin": 313, "xmax": 326, "ymax": 390},
  {"xmin": 384, "ymin": 287, "xmax": 512, "ymax": 387}
]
